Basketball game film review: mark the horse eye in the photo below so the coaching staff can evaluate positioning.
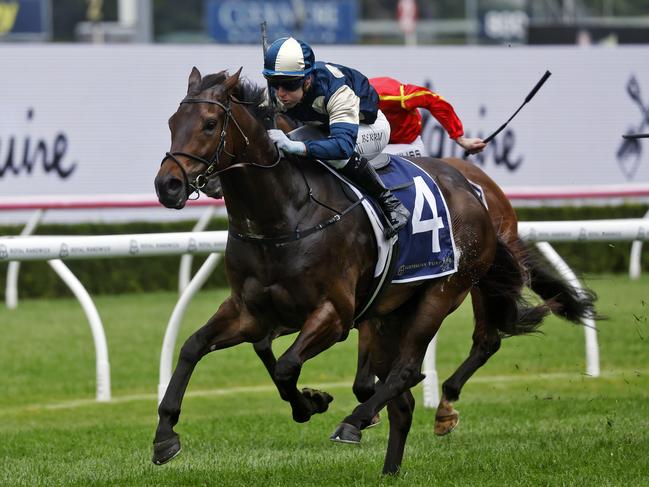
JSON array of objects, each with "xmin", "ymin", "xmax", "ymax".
[{"xmin": 204, "ymin": 119, "xmax": 218, "ymax": 131}]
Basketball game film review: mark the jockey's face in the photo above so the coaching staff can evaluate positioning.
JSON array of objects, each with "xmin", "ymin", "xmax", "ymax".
[
  {"xmin": 276, "ymin": 84, "xmax": 304, "ymax": 108},
  {"xmin": 273, "ymin": 76, "xmax": 311, "ymax": 109}
]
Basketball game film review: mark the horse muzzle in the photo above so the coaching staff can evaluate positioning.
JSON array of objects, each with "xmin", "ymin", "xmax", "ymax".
[{"xmin": 154, "ymin": 173, "xmax": 187, "ymax": 209}]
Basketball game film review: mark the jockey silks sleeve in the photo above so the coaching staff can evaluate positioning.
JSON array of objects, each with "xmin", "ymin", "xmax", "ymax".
[
  {"xmin": 304, "ymin": 83, "xmax": 360, "ymax": 159},
  {"xmin": 276, "ymin": 62, "xmax": 379, "ymax": 161},
  {"xmin": 370, "ymin": 77, "xmax": 464, "ymax": 144}
]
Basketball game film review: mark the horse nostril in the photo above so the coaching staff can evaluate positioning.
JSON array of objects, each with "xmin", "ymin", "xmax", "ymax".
[{"xmin": 167, "ymin": 177, "xmax": 184, "ymax": 194}]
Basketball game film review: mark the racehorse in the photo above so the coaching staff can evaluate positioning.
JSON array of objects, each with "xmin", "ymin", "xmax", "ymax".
[
  {"xmin": 353, "ymin": 157, "xmax": 597, "ymax": 434},
  {"xmin": 266, "ymin": 117, "xmax": 598, "ymax": 434},
  {"xmin": 153, "ymin": 67, "xmax": 549, "ymax": 475}
]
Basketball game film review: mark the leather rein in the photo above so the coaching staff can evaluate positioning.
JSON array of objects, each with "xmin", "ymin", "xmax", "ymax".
[
  {"xmin": 161, "ymin": 96, "xmax": 281, "ymax": 198},
  {"xmin": 160, "ymin": 96, "xmax": 364, "ymax": 245}
]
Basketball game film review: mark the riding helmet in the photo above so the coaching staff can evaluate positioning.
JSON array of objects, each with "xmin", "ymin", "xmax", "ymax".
[{"xmin": 263, "ymin": 37, "xmax": 315, "ymax": 78}]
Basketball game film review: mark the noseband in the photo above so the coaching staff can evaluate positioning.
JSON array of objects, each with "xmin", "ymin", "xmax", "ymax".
[
  {"xmin": 160, "ymin": 92, "xmax": 362, "ymax": 245},
  {"xmin": 161, "ymin": 96, "xmax": 251, "ymax": 199}
]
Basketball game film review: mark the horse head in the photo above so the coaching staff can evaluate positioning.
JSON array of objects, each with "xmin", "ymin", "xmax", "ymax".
[{"xmin": 155, "ymin": 66, "xmax": 271, "ymax": 209}]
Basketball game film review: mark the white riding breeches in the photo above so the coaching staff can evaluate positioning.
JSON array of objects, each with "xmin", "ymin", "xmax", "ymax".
[
  {"xmin": 328, "ymin": 110, "xmax": 391, "ymax": 169},
  {"xmin": 382, "ymin": 135, "xmax": 428, "ymax": 158}
]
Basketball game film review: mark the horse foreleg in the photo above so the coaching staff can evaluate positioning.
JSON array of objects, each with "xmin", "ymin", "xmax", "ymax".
[
  {"xmin": 273, "ymin": 300, "xmax": 346, "ymax": 423},
  {"xmin": 352, "ymin": 319, "xmax": 382, "ymax": 427},
  {"xmin": 436, "ymin": 288, "xmax": 500, "ymax": 436},
  {"xmin": 352, "ymin": 320, "xmax": 376, "ymax": 402},
  {"xmin": 253, "ymin": 335, "xmax": 277, "ymax": 377},
  {"xmin": 383, "ymin": 390, "xmax": 415, "ymax": 475},
  {"xmin": 153, "ymin": 297, "xmax": 260, "ymax": 465}
]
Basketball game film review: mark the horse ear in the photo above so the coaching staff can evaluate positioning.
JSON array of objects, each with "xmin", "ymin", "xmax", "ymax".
[
  {"xmin": 188, "ymin": 66, "xmax": 202, "ymax": 94},
  {"xmin": 223, "ymin": 67, "xmax": 243, "ymax": 91}
]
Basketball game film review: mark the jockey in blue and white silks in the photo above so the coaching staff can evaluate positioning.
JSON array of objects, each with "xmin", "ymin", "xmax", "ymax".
[{"xmin": 263, "ymin": 36, "xmax": 410, "ymax": 238}]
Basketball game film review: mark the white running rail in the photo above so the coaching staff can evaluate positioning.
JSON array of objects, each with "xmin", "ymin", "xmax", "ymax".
[
  {"xmin": 1, "ymin": 218, "xmax": 647, "ymax": 404},
  {"xmin": 1, "ymin": 231, "xmax": 228, "ymax": 402}
]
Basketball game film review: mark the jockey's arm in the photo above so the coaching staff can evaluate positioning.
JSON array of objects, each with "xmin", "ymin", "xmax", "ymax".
[
  {"xmin": 403, "ymin": 84, "xmax": 463, "ymax": 139},
  {"xmin": 404, "ymin": 84, "xmax": 485, "ymax": 154},
  {"xmin": 303, "ymin": 84, "xmax": 360, "ymax": 161}
]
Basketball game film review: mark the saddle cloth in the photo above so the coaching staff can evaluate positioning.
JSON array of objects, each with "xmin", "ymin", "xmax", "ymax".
[
  {"xmin": 374, "ymin": 155, "xmax": 458, "ymax": 283},
  {"xmin": 324, "ymin": 154, "xmax": 458, "ymax": 284}
]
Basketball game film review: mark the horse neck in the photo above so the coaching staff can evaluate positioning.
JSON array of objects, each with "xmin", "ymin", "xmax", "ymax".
[{"xmin": 221, "ymin": 106, "xmax": 309, "ymax": 234}]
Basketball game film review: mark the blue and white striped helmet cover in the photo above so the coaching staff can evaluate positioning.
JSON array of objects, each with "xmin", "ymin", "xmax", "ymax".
[{"xmin": 263, "ymin": 37, "xmax": 315, "ymax": 77}]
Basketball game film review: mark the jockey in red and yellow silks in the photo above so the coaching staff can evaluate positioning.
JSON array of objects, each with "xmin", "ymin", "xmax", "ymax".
[{"xmin": 369, "ymin": 76, "xmax": 485, "ymax": 157}]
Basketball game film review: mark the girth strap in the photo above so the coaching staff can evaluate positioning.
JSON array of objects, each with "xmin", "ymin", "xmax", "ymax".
[{"xmin": 228, "ymin": 196, "xmax": 365, "ymax": 246}]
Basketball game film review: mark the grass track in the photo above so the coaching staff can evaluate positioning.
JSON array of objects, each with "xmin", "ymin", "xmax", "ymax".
[{"xmin": 1, "ymin": 274, "xmax": 648, "ymax": 486}]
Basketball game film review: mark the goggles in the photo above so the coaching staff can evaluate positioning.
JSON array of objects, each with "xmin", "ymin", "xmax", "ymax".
[{"xmin": 266, "ymin": 76, "xmax": 304, "ymax": 92}]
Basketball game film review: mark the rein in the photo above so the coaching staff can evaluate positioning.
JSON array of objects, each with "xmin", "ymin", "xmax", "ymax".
[
  {"xmin": 161, "ymin": 94, "xmax": 364, "ymax": 244},
  {"xmin": 161, "ymin": 96, "xmax": 282, "ymax": 198}
]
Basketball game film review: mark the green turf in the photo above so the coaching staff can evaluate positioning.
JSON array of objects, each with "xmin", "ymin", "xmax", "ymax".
[{"xmin": 1, "ymin": 274, "xmax": 647, "ymax": 486}]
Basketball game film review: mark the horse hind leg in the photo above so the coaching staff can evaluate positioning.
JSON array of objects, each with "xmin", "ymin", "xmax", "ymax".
[
  {"xmin": 332, "ymin": 287, "xmax": 451, "ymax": 473},
  {"xmin": 436, "ymin": 287, "xmax": 500, "ymax": 436},
  {"xmin": 436, "ymin": 238, "xmax": 551, "ymax": 436}
]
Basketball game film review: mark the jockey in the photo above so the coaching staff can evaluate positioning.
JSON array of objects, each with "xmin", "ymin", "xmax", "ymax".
[
  {"xmin": 263, "ymin": 37, "xmax": 409, "ymax": 238},
  {"xmin": 369, "ymin": 76, "xmax": 486, "ymax": 157}
]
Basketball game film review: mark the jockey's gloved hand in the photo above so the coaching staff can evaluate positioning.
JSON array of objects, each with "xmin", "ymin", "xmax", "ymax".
[{"xmin": 267, "ymin": 129, "xmax": 307, "ymax": 156}]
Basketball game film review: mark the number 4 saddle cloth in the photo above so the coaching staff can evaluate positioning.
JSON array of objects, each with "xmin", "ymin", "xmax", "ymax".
[
  {"xmin": 375, "ymin": 155, "xmax": 458, "ymax": 283},
  {"xmin": 321, "ymin": 154, "xmax": 488, "ymax": 321}
]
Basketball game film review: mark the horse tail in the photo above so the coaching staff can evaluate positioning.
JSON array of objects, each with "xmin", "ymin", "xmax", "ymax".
[
  {"xmin": 478, "ymin": 237, "xmax": 550, "ymax": 337},
  {"xmin": 523, "ymin": 242, "xmax": 599, "ymax": 323}
]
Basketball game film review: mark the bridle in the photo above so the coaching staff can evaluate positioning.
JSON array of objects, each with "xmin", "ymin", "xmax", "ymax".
[
  {"xmin": 159, "ymin": 92, "xmax": 364, "ymax": 245},
  {"xmin": 160, "ymin": 96, "xmax": 280, "ymax": 199}
]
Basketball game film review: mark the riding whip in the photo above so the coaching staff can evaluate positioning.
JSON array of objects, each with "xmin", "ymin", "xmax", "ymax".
[
  {"xmin": 464, "ymin": 70, "xmax": 552, "ymax": 158},
  {"xmin": 260, "ymin": 21, "xmax": 277, "ymax": 128},
  {"xmin": 623, "ymin": 133, "xmax": 649, "ymax": 139}
]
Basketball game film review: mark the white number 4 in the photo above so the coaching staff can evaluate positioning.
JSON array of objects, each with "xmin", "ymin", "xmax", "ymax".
[{"xmin": 411, "ymin": 176, "xmax": 444, "ymax": 253}]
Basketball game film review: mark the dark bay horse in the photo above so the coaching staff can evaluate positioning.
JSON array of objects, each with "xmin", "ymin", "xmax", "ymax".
[
  {"xmin": 353, "ymin": 157, "xmax": 597, "ymax": 434},
  {"xmin": 268, "ymin": 116, "xmax": 598, "ymax": 435},
  {"xmin": 153, "ymin": 67, "xmax": 549, "ymax": 474},
  {"xmin": 251, "ymin": 154, "xmax": 597, "ymax": 436}
]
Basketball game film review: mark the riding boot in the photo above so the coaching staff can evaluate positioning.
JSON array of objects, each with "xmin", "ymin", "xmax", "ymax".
[{"xmin": 340, "ymin": 153, "xmax": 410, "ymax": 238}]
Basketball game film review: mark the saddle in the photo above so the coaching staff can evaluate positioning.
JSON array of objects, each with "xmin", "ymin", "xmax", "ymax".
[{"xmin": 287, "ymin": 126, "xmax": 391, "ymax": 169}]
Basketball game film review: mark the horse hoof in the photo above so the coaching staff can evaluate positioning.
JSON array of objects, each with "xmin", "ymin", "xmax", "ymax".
[
  {"xmin": 365, "ymin": 413, "xmax": 381, "ymax": 429},
  {"xmin": 434, "ymin": 410, "xmax": 459, "ymax": 436},
  {"xmin": 302, "ymin": 387, "xmax": 334, "ymax": 415},
  {"xmin": 152, "ymin": 435, "xmax": 182, "ymax": 465},
  {"xmin": 330, "ymin": 423, "xmax": 362, "ymax": 444}
]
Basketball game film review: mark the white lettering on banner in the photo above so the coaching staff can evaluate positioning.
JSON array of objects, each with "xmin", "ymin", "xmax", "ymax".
[
  {"xmin": 411, "ymin": 176, "xmax": 444, "ymax": 253},
  {"xmin": 218, "ymin": 2, "xmax": 294, "ymax": 28},
  {"xmin": 217, "ymin": 1, "xmax": 338, "ymax": 30},
  {"xmin": 311, "ymin": 4, "xmax": 338, "ymax": 27},
  {"xmin": 484, "ymin": 10, "xmax": 529, "ymax": 41}
]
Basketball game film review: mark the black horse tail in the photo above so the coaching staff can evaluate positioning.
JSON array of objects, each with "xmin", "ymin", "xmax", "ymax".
[
  {"xmin": 478, "ymin": 238, "xmax": 550, "ymax": 337},
  {"xmin": 523, "ymin": 242, "xmax": 599, "ymax": 323}
]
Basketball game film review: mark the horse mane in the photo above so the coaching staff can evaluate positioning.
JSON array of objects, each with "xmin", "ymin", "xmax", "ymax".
[
  {"xmin": 196, "ymin": 71, "xmax": 275, "ymax": 125},
  {"xmin": 233, "ymin": 78, "xmax": 275, "ymax": 124}
]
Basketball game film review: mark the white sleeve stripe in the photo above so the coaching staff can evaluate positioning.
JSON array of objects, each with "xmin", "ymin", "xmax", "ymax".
[{"xmin": 326, "ymin": 85, "xmax": 360, "ymax": 125}]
